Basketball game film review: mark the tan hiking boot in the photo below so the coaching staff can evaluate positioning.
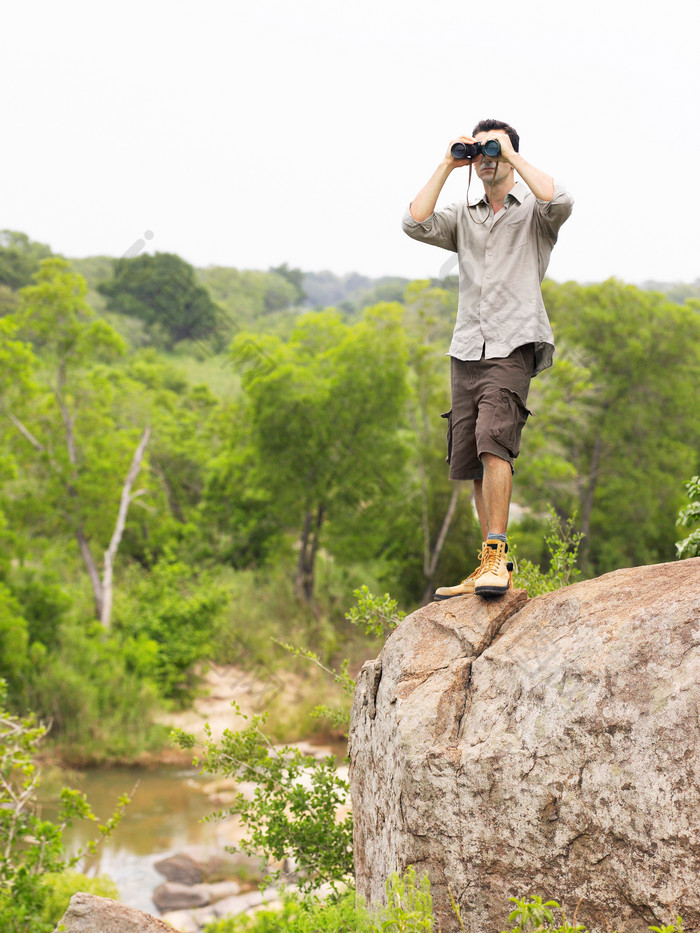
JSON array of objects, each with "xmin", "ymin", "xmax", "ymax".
[
  {"xmin": 434, "ymin": 543, "xmax": 489, "ymax": 601},
  {"xmin": 474, "ymin": 539, "xmax": 511, "ymax": 597}
]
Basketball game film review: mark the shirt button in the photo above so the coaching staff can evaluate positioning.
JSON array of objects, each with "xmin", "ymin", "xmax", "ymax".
[{"xmin": 488, "ymin": 251, "xmax": 493, "ymax": 256}]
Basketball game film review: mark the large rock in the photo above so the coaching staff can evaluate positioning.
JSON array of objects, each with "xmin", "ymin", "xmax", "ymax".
[
  {"xmin": 154, "ymin": 852, "xmax": 203, "ymax": 885},
  {"xmin": 349, "ymin": 559, "xmax": 700, "ymax": 933},
  {"xmin": 158, "ymin": 846, "xmax": 265, "ymax": 884},
  {"xmin": 162, "ymin": 889, "xmax": 278, "ymax": 931},
  {"xmin": 153, "ymin": 880, "xmax": 241, "ymax": 911},
  {"xmin": 53, "ymin": 893, "xmax": 174, "ymax": 932}
]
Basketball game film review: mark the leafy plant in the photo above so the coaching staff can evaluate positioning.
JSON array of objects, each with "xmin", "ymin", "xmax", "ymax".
[
  {"xmin": 173, "ymin": 703, "xmax": 353, "ymax": 892},
  {"xmin": 202, "ymin": 868, "xmax": 432, "ymax": 933},
  {"xmin": 203, "ymin": 889, "xmax": 372, "ymax": 932},
  {"xmin": 345, "ymin": 585, "xmax": 405, "ymax": 638},
  {"xmin": 38, "ymin": 871, "xmax": 118, "ymax": 929},
  {"xmin": 379, "ymin": 865, "xmax": 433, "ymax": 932},
  {"xmin": 513, "ymin": 509, "xmax": 583, "ymax": 597},
  {"xmin": 649, "ymin": 919, "xmax": 684, "ymax": 933},
  {"xmin": 676, "ymin": 475, "xmax": 700, "ymax": 559},
  {"xmin": 274, "ymin": 586, "xmax": 405, "ymax": 734},
  {"xmin": 0, "ymin": 678, "xmax": 129, "ymax": 932}
]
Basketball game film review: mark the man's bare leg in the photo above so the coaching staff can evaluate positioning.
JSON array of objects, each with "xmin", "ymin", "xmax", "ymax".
[
  {"xmin": 473, "ymin": 478, "xmax": 488, "ymax": 541},
  {"xmin": 474, "ymin": 453, "xmax": 512, "ymax": 535},
  {"xmin": 472, "ymin": 452, "xmax": 513, "ymax": 595},
  {"xmin": 435, "ymin": 454, "xmax": 513, "ymax": 600}
]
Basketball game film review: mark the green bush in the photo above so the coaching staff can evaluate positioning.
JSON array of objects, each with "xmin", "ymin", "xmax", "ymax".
[
  {"xmin": 25, "ymin": 618, "xmax": 167, "ymax": 765},
  {"xmin": 39, "ymin": 871, "xmax": 118, "ymax": 928},
  {"xmin": 114, "ymin": 556, "xmax": 227, "ymax": 701},
  {"xmin": 203, "ymin": 890, "xmax": 372, "ymax": 932},
  {"xmin": 174, "ymin": 703, "xmax": 353, "ymax": 893},
  {"xmin": 0, "ymin": 678, "xmax": 127, "ymax": 932},
  {"xmin": 676, "ymin": 475, "xmax": 700, "ymax": 558},
  {"xmin": 203, "ymin": 867, "xmax": 431, "ymax": 932},
  {"xmin": 512, "ymin": 510, "xmax": 583, "ymax": 597}
]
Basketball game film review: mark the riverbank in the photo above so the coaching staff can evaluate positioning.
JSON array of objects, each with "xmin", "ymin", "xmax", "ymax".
[{"xmin": 39, "ymin": 659, "xmax": 349, "ymax": 769}]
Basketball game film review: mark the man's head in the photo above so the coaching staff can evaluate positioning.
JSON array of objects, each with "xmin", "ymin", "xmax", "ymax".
[{"xmin": 472, "ymin": 118, "xmax": 519, "ymax": 153}]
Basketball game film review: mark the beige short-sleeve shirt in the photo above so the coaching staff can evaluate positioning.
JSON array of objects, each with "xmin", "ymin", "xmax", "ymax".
[{"xmin": 402, "ymin": 180, "xmax": 574, "ymax": 375}]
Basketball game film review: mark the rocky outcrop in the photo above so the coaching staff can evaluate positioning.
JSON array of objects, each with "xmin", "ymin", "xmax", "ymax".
[
  {"xmin": 53, "ymin": 893, "xmax": 174, "ymax": 932},
  {"xmin": 349, "ymin": 559, "xmax": 700, "ymax": 933}
]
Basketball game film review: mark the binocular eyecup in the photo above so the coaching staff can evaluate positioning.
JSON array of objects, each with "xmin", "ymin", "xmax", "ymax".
[{"xmin": 451, "ymin": 139, "xmax": 501, "ymax": 161}]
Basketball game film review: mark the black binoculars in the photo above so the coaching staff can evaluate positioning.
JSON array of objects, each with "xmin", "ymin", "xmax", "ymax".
[{"xmin": 450, "ymin": 139, "xmax": 501, "ymax": 161}]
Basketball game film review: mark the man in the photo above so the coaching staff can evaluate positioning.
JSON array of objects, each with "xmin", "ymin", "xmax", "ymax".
[{"xmin": 402, "ymin": 118, "xmax": 573, "ymax": 598}]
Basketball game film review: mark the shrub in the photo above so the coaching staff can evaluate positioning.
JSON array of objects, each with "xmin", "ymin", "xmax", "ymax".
[
  {"xmin": 114, "ymin": 556, "xmax": 228, "ymax": 701},
  {"xmin": 512, "ymin": 509, "xmax": 583, "ymax": 597},
  {"xmin": 174, "ymin": 704, "xmax": 353, "ymax": 893},
  {"xmin": 39, "ymin": 870, "xmax": 118, "ymax": 928},
  {"xmin": 676, "ymin": 475, "xmax": 700, "ymax": 559},
  {"xmin": 0, "ymin": 678, "xmax": 128, "ymax": 932},
  {"xmin": 203, "ymin": 867, "xmax": 431, "ymax": 932}
]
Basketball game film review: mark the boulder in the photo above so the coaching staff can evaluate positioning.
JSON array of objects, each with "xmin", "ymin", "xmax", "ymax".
[
  {"xmin": 162, "ymin": 889, "xmax": 277, "ymax": 931},
  {"xmin": 152, "ymin": 881, "xmax": 210, "ymax": 912},
  {"xmin": 177, "ymin": 845, "xmax": 265, "ymax": 883},
  {"xmin": 154, "ymin": 852, "xmax": 203, "ymax": 885},
  {"xmin": 349, "ymin": 559, "xmax": 700, "ymax": 933},
  {"xmin": 53, "ymin": 893, "xmax": 174, "ymax": 932},
  {"xmin": 153, "ymin": 880, "xmax": 242, "ymax": 912}
]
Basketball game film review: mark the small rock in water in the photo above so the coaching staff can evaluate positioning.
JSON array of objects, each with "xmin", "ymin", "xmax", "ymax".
[{"xmin": 153, "ymin": 853, "xmax": 203, "ymax": 885}]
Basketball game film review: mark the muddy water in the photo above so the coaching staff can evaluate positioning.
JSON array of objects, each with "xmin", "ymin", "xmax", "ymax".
[{"xmin": 43, "ymin": 766, "xmax": 241, "ymax": 914}]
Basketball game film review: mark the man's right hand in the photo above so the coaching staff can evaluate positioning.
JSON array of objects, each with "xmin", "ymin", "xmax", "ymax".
[
  {"xmin": 445, "ymin": 136, "xmax": 483, "ymax": 168},
  {"xmin": 409, "ymin": 135, "xmax": 480, "ymax": 222}
]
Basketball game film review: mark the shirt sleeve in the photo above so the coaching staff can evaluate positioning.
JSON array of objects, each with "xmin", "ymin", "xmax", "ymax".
[
  {"xmin": 534, "ymin": 184, "xmax": 574, "ymax": 244},
  {"xmin": 401, "ymin": 203, "xmax": 459, "ymax": 252}
]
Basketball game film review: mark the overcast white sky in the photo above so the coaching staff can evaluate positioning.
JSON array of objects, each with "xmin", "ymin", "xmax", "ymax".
[{"xmin": 2, "ymin": 0, "xmax": 699, "ymax": 285}]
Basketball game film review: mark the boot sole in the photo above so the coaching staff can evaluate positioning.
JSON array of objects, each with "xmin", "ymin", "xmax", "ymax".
[
  {"xmin": 434, "ymin": 591, "xmax": 474, "ymax": 601},
  {"xmin": 474, "ymin": 585, "xmax": 509, "ymax": 597}
]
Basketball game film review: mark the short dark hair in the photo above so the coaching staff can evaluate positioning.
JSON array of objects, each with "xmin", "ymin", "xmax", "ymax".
[{"xmin": 472, "ymin": 118, "xmax": 519, "ymax": 152}]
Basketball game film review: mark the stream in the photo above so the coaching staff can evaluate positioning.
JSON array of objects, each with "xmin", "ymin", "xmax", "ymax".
[{"xmin": 43, "ymin": 765, "xmax": 241, "ymax": 915}]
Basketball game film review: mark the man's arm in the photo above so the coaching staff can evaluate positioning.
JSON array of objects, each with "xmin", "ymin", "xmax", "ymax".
[
  {"xmin": 409, "ymin": 159, "xmax": 454, "ymax": 221},
  {"xmin": 409, "ymin": 138, "xmax": 475, "ymax": 221},
  {"xmin": 509, "ymin": 153, "xmax": 555, "ymax": 202},
  {"xmin": 490, "ymin": 132, "xmax": 555, "ymax": 202}
]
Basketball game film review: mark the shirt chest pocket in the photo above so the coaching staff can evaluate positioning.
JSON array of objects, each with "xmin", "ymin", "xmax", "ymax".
[{"xmin": 501, "ymin": 217, "xmax": 528, "ymax": 254}]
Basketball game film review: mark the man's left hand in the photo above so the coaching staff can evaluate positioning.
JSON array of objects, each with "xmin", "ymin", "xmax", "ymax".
[{"xmin": 488, "ymin": 132, "xmax": 517, "ymax": 164}]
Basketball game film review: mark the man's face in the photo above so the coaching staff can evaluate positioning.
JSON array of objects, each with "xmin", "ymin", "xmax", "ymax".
[{"xmin": 473, "ymin": 131, "xmax": 512, "ymax": 185}]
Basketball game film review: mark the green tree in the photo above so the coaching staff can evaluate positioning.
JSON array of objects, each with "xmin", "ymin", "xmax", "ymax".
[
  {"xmin": 520, "ymin": 279, "xmax": 700, "ymax": 574},
  {"xmin": 268, "ymin": 263, "xmax": 306, "ymax": 306},
  {"xmin": 99, "ymin": 252, "xmax": 220, "ymax": 348},
  {"xmin": 4, "ymin": 259, "xmax": 151, "ymax": 627},
  {"xmin": 0, "ymin": 231, "xmax": 52, "ymax": 292},
  {"xmin": 229, "ymin": 304, "xmax": 409, "ymax": 601}
]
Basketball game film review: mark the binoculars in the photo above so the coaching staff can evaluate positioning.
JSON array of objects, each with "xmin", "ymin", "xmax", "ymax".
[{"xmin": 450, "ymin": 139, "xmax": 501, "ymax": 161}]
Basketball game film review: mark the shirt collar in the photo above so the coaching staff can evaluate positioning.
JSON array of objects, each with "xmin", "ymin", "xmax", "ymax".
[{"xmin": 469, "ymin": 178, "xmax": 527, "ymax": 208}]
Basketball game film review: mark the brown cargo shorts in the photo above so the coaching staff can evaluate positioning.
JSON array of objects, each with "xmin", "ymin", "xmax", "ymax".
[{"xmin": 442, "ymin": 344, "xmax": 535, "ymax": 480}]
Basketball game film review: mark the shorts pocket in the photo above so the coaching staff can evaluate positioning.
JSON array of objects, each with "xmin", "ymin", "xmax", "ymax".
[
  {"xmin": 491, "ymin": 389, "xmax": 532, "ymax": 458},
  {"xmin": 441, "ymin": 410, "xmax": 453, "ymax": 464}
]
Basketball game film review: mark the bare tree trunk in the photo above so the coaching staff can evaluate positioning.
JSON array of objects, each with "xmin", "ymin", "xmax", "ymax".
[
  {"xmin": 100, "ymin": 426, "xmax": 151, "ymax": 628},
  {"xmin": 421, "ymin": 484, "xmax": 461, "ymax": 605},
  {"xmin": 76, "ymin": 523, "xmax": 104, "ymax": 621},
  {"xmin": 295, "ymin": 504, "xmax": 325, "ymax": 603},
  {"xmin": 8, "ymin": 412, "xmax": 151, "ymax": 629}
]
